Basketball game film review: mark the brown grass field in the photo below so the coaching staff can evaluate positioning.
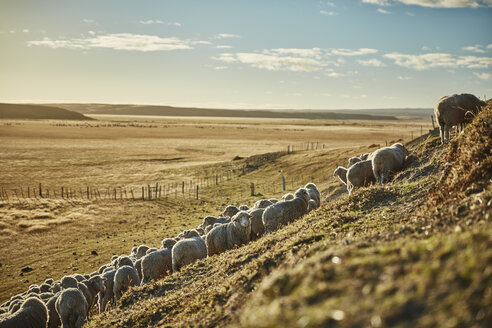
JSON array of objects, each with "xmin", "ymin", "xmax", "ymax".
[{"xmin": 0, "ymin": 116, "xmax": 431, "ymax": 303}]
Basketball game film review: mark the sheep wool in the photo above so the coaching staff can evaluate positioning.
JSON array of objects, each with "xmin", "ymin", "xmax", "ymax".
[{"xmin": 205, "ymin": 211, "xmax": 252, "ymax": 256}]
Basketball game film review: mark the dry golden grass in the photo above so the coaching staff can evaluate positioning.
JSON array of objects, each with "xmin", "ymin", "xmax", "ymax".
[{"xmin": 0, "ymin": 116, "xmax": 431, "ymax": 303}]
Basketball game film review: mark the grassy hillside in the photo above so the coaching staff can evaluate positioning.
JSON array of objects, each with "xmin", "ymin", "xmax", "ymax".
[
  {"xmin": 48, "ymin": 103, "xmax": 399, "ymax": 121},
  {"xmin": 87, "ymin": 108, "xmax": 491, "ymax": 327},
  {"xmin": 0, "ymin": 103, "xmax": 92, "ymax": 120}
]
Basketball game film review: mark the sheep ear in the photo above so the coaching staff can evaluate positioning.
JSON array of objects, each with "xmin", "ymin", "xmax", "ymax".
[
  {"xmin": 247, "ymin": 214, "xmax": 253, "ymax": 219},
  {"xmin": 101, "ymin": 277, "xmax": 107, "ymax": 281},
  {"xmin": 232, "ymin": 217, "xmax": 238, "ymax": 222}
]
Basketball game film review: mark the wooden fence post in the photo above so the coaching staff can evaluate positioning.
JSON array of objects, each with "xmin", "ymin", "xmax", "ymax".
[
  {"xmin": 282, "ymin": 176, "xmax": 286, "ymax": 191},
  {"xmin": 250, "ymin": 183, "xmax": 255, "ymax": 196},
  {"xmin": 148, "ymin": 185, "xmax": 151, "ymax": 200},
  {"xmin": 142, "ymin": 187, "xmax": 145, "ymax": 201},
  {"xmin": 182, "ymin": 181, "xmax": 185, "ymax": 194},
  {"xmin": 431, "ymin": 115, "xmax": 435, "ymax": 129},
  {"xmin": 155, "ymin": 183, "xmax": 158, "ymax": 199},
  {"xmin": 196, "ymin": 184, "xmax": 199, "ymax": 200},
  {"xmin": 61, "ymin": 187, "xmax": 64, "ymax": 199}
]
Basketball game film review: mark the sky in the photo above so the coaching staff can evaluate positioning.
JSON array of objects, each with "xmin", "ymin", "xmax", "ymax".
[{"xmin": 0, "ymin": 0, "xmax": 491, "ymax": 110}]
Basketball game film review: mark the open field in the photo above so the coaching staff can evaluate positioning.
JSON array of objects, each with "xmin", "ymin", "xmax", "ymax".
[{"xmin": 0, "ymin": 116, "xmax": 432, "ymax": 303}]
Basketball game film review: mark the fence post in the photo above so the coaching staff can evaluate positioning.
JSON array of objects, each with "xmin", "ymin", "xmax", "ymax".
[
  {"xmin": 155, "ymin": 183, "xmax": 158, "ymax": 199},
  {"xmin": 250, "ymin": 183, "xmax": 255, "ymax": 196},
  {"xmin": 61, "ymin": 187, "xmax": 64, "ymax": 199},
  {"xmin": 39, "ymin": 183, "xmax": 42, "ymax": 198},
  {"xmin": 421, "ymin": 125, "xmax": 423, "ymax": 137},
  {"xmin": 431, "ymin": 115, "xmax": 435, "ymax": 129},
  {"xmin": 131, "ymin": 189, "xmax": 135, "ymax": 200},
  {"xmin": 182, "ymin": 181, "xmax": 185, "ymax": 194},
  {"xmin": 142, "ymin": 187, "xmax": 145, "ymax": 201},
  {"xmin": 282, "ymin": 176, "xmax": 286, "ymax": 191},
  {"xmin": 196, "ymin": 184, "xmax": 199, "ymax": 200}
]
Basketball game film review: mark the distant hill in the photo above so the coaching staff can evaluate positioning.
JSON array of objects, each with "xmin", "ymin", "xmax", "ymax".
[
  {"xmin": 48, "ymin": 103, "xmax": 400, "ymax": 121},
  {"xmin": 0, "ymin": 103, "xmax": 92, "ymax": 120}
]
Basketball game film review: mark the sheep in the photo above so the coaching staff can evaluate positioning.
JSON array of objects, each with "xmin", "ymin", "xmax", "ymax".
[
  {"xmin": 435, "ymin": 93, "xmax": 486, "ymax": 143},
  {"xmin": 262, "ymin": 188, "xmax": 310, "ymax": 233},
  {"xmin": 38, "ymin": 292, "xmax": 53, "ymax": 301},
  {"xmin": 307, "ymin": 199, "xmax": 318, "ymax": 212},
  {"xmin": 55, "ymin": 288, "xmax": 88, "ymax": 328},
  {"xmin": 115, "ymin": 256, "xmax": 134, "ymax": 269},
  {"xmin": 141, "ymin": 248, "xmax": 173, "ymax": 284},
  {"xmin": 304, "ymin": 183, "xmax": 321, "ymax": 207},
  {"xmin": 248, "ymin": 208, "xmax": 265, "ymax": 241},
  {"xmin": 98, "ymin": 264, "xmax": 109, "ymax": 274},
  {"xmin": 161, "ymin": 238, "xmax": 177, "ymax": 249},
  {"xmin": 145, "ymin": 248, "xmax": 158, "ymax": 255},
  {"xmin": 172, "ymin": 234, "xmax": 207, "ymax": 272},
  {"xmin": 60, "ymin": 276, "xmax": 78, "ymax": 289},
  {"xmin": 371, "ymin": 143, "xmax": 409, "ymax": 185},
  {"xmin": 44, "ymin": 278, "xmax": 54, "ymax": 285},
  {"xmin": 135, "ymin": 245, "xmax": 150, "ymax": 259},
  {"xmin": 40, "ymin": 283, "xmax": 51, "ymax": 293},
  {"xmin": 239, "ymin": 204, "xmax": 249, "ymax": 211},
  {"xmin": 98, "ymin": 270, "xmax": 116, "ymax": 313},
  {"xmin": 222, "ymin": 205, "xmax": 240, "ymax": 218},
  {"xmin": 50, "ymin": 283, "xmax": 61, "ymax": 294},
  {"xmin": 80, "ymin": 275, "xmax": 106, "ymax": 318},
  {"xmin": 346, "ymin": 159, "xmax": 376, "ymax": 194},
  {"xmin": 205, "ymin": 211, "xmax": 252, "ymax": 256},
  {"xmin": 178, "ymin": 229, "xmax": 201, "ymax": 239},
  {"xmin": 0, "ymin": 297, "xmax": 48, "ymax": 328},
  {"xmin": 253, "ymin": 199, "xmax": 273, "ymax": 209},
  {"xmin": 134, "ymin": 258, "xmax": 143, "ymax": 282},
  {"xmin": 348, "ymin": 156, "xmax": 362, "ymax": 167},
  {"xmin": 269, "ymin": 198, "xmax": 279, "ymax": 204},
  {"xmin": 333, "ymin": 166, "xmax": 348, "ymax": 186},
  {"xmin": 200, "ymin": 216, "xmax": 230, "ymax": 230},
  {"xmin": 195, "ymin": 227, "xmax": 205, "ymax": 236},
  {"xmin": 72, "ymin": 274, "xmax": 85, "ymax": 282},
  {"xmin": 7, "ymin": 300, "xmax": 21, "ymax": 314},
  {"xmin": 113, "ymin": 265, "xmax": 140, "ymax": 303},
  {"xmin": 46, "ymin": 294, "xmax": 61, "ymax": 328},
  {"xmin": 281, "ymin": 193, "xmax": 294, "ymax": 201}
]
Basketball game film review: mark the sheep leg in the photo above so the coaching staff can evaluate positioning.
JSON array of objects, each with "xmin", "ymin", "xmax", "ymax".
[{"xmin": 444, "ymin": 125, "xmax": 450, "ymax": 142}]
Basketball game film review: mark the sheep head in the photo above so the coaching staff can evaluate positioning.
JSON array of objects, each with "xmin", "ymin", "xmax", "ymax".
[{"xmin": 232, "ymin": 211, "xmax": 252, "ymax": 228}]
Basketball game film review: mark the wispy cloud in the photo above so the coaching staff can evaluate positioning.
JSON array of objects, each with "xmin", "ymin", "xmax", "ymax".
[
  {"xmin": 213, "ymin": 52, "xmax": 323, "ymax": 72},
  {"xmin": 326, "ymin": 1, "xmax": 336, "ymax": 7},
  {"xmin": 377, "ymin": 8, "xmax": 392, "ymax": 13},
  {"xmin": 82, "ymin": 19, "xmax": 94, "ymax": 23},
  {"xmin": 361, "ymin": 0, "xmax": 491, "ymax": 8},
  {"xmin": 330, "ymin": 48, "xmax": 378, "ymax": 56},
  {"xmin": 27, "ymin": 33, "xmax": 195, "ymax": 52},
  {"xmin": 384, "ymin": 52, "xmax": 492, "ymax": 70},
  {"xmin": 22, "ymin": 29, "xmax": 29, "ymax": 33},
  {"xmin": 215, "ymin": 33, "xmax": 240, "ymax": 39},
  {"xmin": 397, "ymin": 75, "xmax": 413, "ymax": 80},
  {"xmin": 474, "ymin": 72, "xmax": 492, "ymax": 80},
  {"xmin": 140, "ymin": 20, "xmax": 182, "ymax": 27},
  {"xmin": 357, "ymin": 58, "xmax": 386, "ymax": 67},
  {"xmin": 320, "ymin": 10, "xmax": 338, "ymax": 15},
  {"xmin": 214, "ymin": 45, "xmax": 233, "ymax": 49},
  {"xmin": 463, "ymin": 44, "xmax": 487, "ymax": 53},
  {"xmin": 214, "ymin": 66, "xmax": 228, "ymax": 70}
]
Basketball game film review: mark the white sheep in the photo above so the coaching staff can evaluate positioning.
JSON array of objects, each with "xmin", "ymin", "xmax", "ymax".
[
  {"xmin": 333, "ymin": 166, "xmax": 348, "ymax": 186},
  {"xmin": 97, "ymin": 269, "xmax": 116, "ymax": 313},
  {"xmin": 346, "ymin": 159, "xmax": 376, "ymax": 194},
  {"xmin": 222, "ymin": 205, "xmax": 240, "ymax": 218},
  {"xmin": 79, "ymin": 275, "xmax": 106, "ymax": 318},
  {"xmin": 435, "ymin": 93, "xmax": 486, "ymax": 143},
  {"xmin": 141, "ymin": 247, "xmax": 173, "ymax": 284},
  {"xmin": 253, "ymin": 199, "xmax": 273, "ymax": 209},
  {"xmin": 281, "ymin": 193, "xmax": 294, "ymax": 201},
  {"xmin": 172, "ymin": 234, "xmax": 207, "ymax": 272},
  {"xmin": 0, "ymin": 297, "xmax": 48, "ymax": 328},
  {"xmin": 113, "ymin": 265, "xmax": 140, "ymax": 303},
  {"xmin": 115, "ymin": 256, "xmax": 134, "ymax": 269},
  {"xmin": 205, "ymin": 211, "xmax": 252, "ymax": 256},
  {"xmin": 239, "ymin": 204, "xmax": 249, "ymax": 211},
  {"xmin": 262, "ymin": 188, "xmax": 310, "ymax": 233},
  {"xmin": 46, "ymin": 294, "xmax": 61, "ymax": 328},
  {"xmin": 135, "ymin": 245, "xmax": 150, "ymax": 259},
  {"xmin": 55, "ymin": 288, "xmax": 88, "ymax": 328},
  {"xmin": 60, "ymin": 276, "xmax": 78, "ymax": 290},
  {"xmin": 304, "ymin": 183, "xmax": 321, "ymax": 207},
  {"xmin": 161, "ymin": 238, "xmax": 177, "ymax": 249},
  {"xmin": 371, "ymin": 143, "xmax": 409, "ymax": 185},
  {"xmin": 248, "ymin": 208, "xmax": 265, "ymax": 241}
]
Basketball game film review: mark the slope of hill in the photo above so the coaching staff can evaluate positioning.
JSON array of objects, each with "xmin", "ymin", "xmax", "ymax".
[
  {"xmin": 48, "ymin": 103, "xmax": 399, "ymax": 121},
  {"xmin": 0, "ymin": 103, "xmax": 92, "ymax": 120},
  {"xmin": 87, "ymin": 108, "xmax": 491, "ymax": 327}
]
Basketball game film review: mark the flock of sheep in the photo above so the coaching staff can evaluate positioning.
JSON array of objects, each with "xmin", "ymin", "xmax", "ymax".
[
  {"xmin": 0, "ymin": 92, "xmax": 486, "ymax": 328},
  {"xmin": 0, "ymin": 183, "xmax": 321, "ymax": 328}
]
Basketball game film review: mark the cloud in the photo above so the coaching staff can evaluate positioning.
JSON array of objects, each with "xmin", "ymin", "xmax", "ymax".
[
  {"xmin": 488, "ymin": 44, "xmax": 492, "ymax": 49},
  {"xmin": 214, "ymin": 66, "xmax": 228, "ymax": 70},
  {"xmin": 361, "ymin": 0, "xmax": 492, "ymax": 7},
  {"xmin": 330, "ymin": 48, "xmax": 378, "ymax": 56},
  {"xmin": 22, "ymin": 29, "xmax": 29, "ymax": 33},
  {"xmin": 82, "ymin": 19, "xmax": 94, "ymax": 23},
  {"xmin": 140, "ymin": 20, "xmax": 181, "ymax": 27},
  {"xmin": 377, "ymin": 8, "xmax": 392, "ymax": 13},
  {"xmin": 214, "ymin": 45, "xmax": 233, "ymax": 49},
  {"xmin": 325, "ymin": 70, "xmax": 344, "ymax": 77},
  {"xmin": 27, "ymin": 33, "xmax": 194, "ymax": 52},
  {"xmin": 384, "ymin": 52, "xmax": 492, "ymax": 70},
  {"xmin": 357, "ymin": 58, "xmax": 386, "ymax": 67},
  {"xmin": 463, "ymin": 45, "xmax": 487, "ymax": 53},
  {"xmin": 326, "ymin": 1, "xmax": 336, "ymax": 7},
  {"xmin": 214, "ymin": 52, "xmax": 323, "ymax": 72},
  {"xmin": 474, "ymin": 72, "xmax": 492, "ymax": 80},
  {"xmin": 320, "ymin": 10, "xmax": 338, "ymax": 15},
  {"xmin": 215, "ymin": 33, "xmax": 240, "ymax": 39},
  {"xmin": 405, "ymin": 11, "xmax": 416, "ymax": 15},
  {"xmin": 192, "ymin": 40, "xmax": 212, "ymax": 45},
  {"xmin": 397, "ymin": 75, "xmax": 413, "ymax": 80}
]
